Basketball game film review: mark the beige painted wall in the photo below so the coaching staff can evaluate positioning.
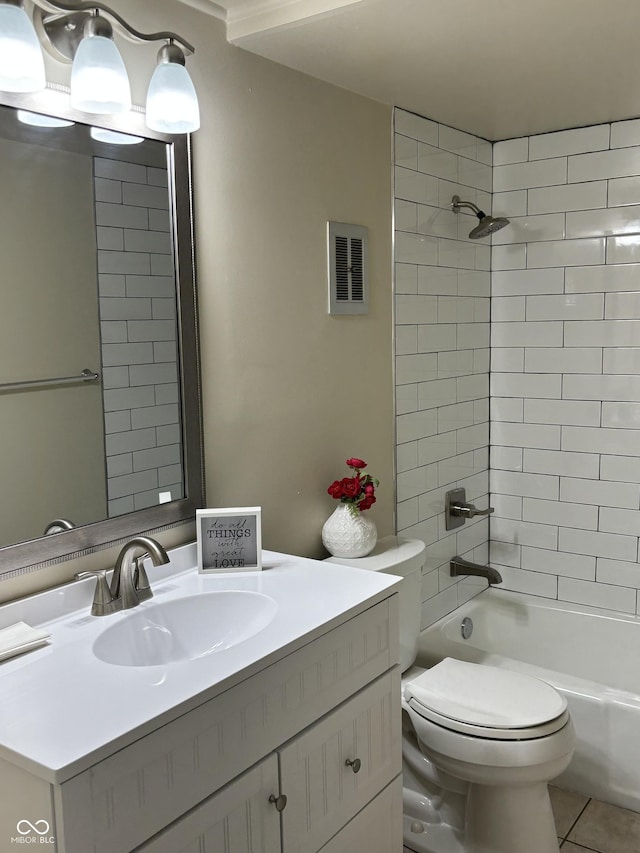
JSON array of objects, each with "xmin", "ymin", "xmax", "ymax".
[
  {"xmin": 0, "ymin": 0, "xmax": 394, "ymax": 600},
  {"xmin": 123, "ymin": 2, "xmax": 394, "ymax": 558}
]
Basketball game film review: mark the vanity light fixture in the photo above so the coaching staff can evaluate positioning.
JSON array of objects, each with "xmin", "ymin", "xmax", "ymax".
[
  {"xmin": 70, "ymin": 11, "xmax": 130, "ymax": 114},
  {"xmin": 0, "ymin": 0, "xmax": 46, "ymax": 93},
  {"xmin": 0, "ymin": 0, "xmax": 199, "ymax": 133},
  {"xmin": 146, "ymin": 42, "xmax": 199, "ymax": 134}
]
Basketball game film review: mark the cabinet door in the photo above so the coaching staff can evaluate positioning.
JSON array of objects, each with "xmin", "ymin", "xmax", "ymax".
[
  {"xmin": 136, "ymin": 755, "xmax": 281, "ymax": 853},
  {"xmin": 279, "ymin": 668, "xmax": 401, "ymax": 853},
  {"xmin": 318, "ymin": 776, "xmax": 402, "ymax": 853}
]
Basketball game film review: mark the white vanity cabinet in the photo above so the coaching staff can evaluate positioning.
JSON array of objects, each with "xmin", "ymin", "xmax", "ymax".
[
  {"xmin": 138, "ymin": 669, "xmax": 401, "ymax": 853},
  {"xmin": 41, "ymin": 594, "xmax": 401, "ymax": 852}
]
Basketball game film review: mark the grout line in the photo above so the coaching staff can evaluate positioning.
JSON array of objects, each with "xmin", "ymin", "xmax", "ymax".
[
  {"xmin": 560, "ymin": 839, "xmax": 603, "ymax": 852},
  {"xmin": 560, "ymin": 796, "xmax": 593, "ymax": 844}
]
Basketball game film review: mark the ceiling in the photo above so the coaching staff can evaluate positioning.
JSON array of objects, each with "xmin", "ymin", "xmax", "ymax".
[{"xmin": 193, "ymin": 0, "xmax": 640, "ymax": 141}]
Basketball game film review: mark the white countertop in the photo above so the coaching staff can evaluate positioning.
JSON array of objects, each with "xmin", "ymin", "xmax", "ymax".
[{"xmin": 0, "ymin": 543, "xmax": 400, "ymax": 783}]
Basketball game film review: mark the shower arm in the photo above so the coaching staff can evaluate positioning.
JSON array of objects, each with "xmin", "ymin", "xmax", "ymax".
[{"xmin": 451, "ymin": 195, "xmax": 483, "ymax": 216}]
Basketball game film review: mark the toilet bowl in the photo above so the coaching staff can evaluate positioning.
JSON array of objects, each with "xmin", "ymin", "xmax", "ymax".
[
  {"xmin": 326, "ymin": 537, "xmax": 575, "ymax": 853},
  {"xmin": 404, "ymin": 658, "xmax": 575, "ymax": 853}
]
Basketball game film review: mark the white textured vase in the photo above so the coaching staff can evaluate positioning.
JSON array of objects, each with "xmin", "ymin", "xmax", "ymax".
[{"xmin": 322, "ymin": 503, "xmax": 377, "ymax": 559}]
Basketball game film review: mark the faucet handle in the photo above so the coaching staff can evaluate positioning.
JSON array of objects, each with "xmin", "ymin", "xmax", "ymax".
[
  {"xmin": 74, "ymin": 570, "xmax": 119, "ymax": 617},
  {"xmin": 452, "ymin": 502, "xmax": 494, "ymax": 519},
  {"xmin": 133, "ymin": 555, "xmax": 153, "ymax": 603},
  {"xmin": 445, "ymin": 487, "xmax": 494, "ymax": 530}
]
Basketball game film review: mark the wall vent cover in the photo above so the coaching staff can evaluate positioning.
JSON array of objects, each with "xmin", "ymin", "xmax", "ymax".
[{"xmin": 327, "ymin": 221, "xmax": 369, "ymax": 315}]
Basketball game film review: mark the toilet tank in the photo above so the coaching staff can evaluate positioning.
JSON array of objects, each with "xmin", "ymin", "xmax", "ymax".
[{"xmin": 324, "ymin": 535, "xmax": 425, "ymax": 671}]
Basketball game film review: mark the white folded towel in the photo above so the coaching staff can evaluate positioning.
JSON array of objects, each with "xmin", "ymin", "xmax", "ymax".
[{"xmin": 0, "ymin": 621, "xmax": 51, "ymax": 662}]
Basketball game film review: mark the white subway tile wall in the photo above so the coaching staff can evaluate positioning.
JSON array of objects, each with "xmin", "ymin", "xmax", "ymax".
[
  {"xmin": 492, "ymin": 119, "xmax": 640, "ymax": 615},
  {"xmin": 394, "ymin": 109, "xmax": 491, "ymax": 628},
  {"xmin": 94, "ymin": 157, "xmax": 183, "ymax": 517},
  {"xmin": 395, "ymin": 109, "xmax": 640, "ymax": 623}
]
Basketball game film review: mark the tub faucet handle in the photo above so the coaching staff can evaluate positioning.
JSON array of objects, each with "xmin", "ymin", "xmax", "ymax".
[
  {"xmin": 445, "ymin": 487, "xmax": 494, "ymax": 530},
  {"xmin": 452, "ymin": 502, "xmax": 494, "ymax": 519}
]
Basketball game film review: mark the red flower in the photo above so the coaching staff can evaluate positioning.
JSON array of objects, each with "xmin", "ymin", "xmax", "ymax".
[
  {"xmin": 327, "ymin": 480, "xmax": 344, "ymax": 499},
  {"xmin": 340, "ymin": 477, "xmax": 361, "ymax": 498},
  {"xmin": 346, "ymin": 457, "xmax": 367, "ymax": 470},
  {"xmin": 327, "ymin": 457, "xmax": 379, "ymax": 513}
]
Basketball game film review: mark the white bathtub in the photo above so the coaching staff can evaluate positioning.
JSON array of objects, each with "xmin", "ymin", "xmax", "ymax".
[{"xmin": 416, "ymin": 588, "xmax": 640, "ymax": 813}]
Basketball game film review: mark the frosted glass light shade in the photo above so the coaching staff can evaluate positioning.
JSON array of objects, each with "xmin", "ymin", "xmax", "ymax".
[
  {"xmin": 71, "ymin": 34, "xmax": 131, "ymax": 114},
  {"xmin": 146, "ymin": 61, "xmax": 200, "ymax": 134},
  {"xmin": 17, "ymin": 110, "xmax": 73, "ymax": 128},
  {"xmin": 90, "ymin": 126, "xmax": 143, "ymax": 145},
  {"xmin": 0, "ymin": 3, "xmax": 45, "ymax": 93}
]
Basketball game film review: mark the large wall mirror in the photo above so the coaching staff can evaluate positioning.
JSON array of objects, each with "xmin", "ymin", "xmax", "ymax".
[{"xmin": 0, "ymin": 87, "xmax": 204, "ymax": 582}]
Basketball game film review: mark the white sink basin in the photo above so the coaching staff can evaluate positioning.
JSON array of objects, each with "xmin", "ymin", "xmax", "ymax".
[{"xmin": 92, "ymin": 591, "xmax": 278, "ymax": 667}]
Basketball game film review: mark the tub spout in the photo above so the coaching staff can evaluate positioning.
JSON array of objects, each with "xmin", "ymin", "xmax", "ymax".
[{"xmin": 450, "ymin": 556, "xmax": 502, "ymax": 585}]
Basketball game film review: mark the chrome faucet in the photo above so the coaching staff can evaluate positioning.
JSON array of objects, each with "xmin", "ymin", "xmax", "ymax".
[
  {"xmin": 43, "ymin": 518, "xmax": 75, "ymax": 535},
  {"xmin": 76, "ymin": 536, "xmax": 170, "ymax": 616},
  {"xmin": 110, "ymin": 536, "xmax": 170, "ymax": 610},
  {"xmin": 450, "ymin": 555, "xmax": 502, "ymax": 585}
]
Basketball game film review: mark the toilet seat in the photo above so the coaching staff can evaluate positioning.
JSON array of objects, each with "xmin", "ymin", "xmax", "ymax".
[{"xmin": 404, "ymin": 658, "xmax": 568, "ymax": 740}]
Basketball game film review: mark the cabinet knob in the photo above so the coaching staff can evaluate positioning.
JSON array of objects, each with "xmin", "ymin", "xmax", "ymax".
[
  {"xmin": 269, "ymin": 793, "xmax": 287, "ymax": 812},
  {"xmin": 345, "ymin": 757, "xmax": 361, "ymax": 774}
]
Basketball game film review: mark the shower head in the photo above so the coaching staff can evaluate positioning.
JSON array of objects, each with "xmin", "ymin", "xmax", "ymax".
[{"xmin": 451, "ymin": 195, "xmax": 510, "ymax": 240}]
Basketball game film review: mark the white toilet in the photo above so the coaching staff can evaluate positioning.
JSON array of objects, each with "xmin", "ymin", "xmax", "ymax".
[{"xmin": 326, "ymin": 536, "xmax": 575, "ymax": 853}]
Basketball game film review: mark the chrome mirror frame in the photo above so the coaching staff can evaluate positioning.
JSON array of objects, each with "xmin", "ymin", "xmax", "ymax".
[{"xmin": 0, "ymin": 86, "xmax": 205, "ymax": 581}]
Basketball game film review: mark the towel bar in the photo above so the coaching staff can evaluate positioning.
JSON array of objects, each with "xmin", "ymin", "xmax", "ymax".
[{"xmin": 0, "ymin": 368, "xmax": 100, "ymax": 392}]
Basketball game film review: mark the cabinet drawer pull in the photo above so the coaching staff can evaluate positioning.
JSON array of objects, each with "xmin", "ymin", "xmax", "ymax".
[
  {"xmin": 345, "ymin": 757, "xmax": 361, "ymax": 774},
  {"xmin": 269, "ymin": 793, "xmax": 288, "ymax": 812}
]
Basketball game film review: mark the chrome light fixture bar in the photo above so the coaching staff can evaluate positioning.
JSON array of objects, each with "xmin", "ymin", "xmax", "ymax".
[{"xmin": 0, "ymin": 0, "xmax": 199, "ymax": 133}]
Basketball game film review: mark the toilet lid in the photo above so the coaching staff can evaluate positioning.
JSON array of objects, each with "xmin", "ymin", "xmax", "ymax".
[{"xmin": 404, "ymin": 658, "xmax": 567, "ymax": 734}]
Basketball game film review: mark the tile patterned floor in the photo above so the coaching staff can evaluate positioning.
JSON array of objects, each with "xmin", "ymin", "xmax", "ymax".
[
  {"xmin": 550, "ymin": 785, "xmax": 640, "ymax": 851},
  {"xmin": 403, "ymin": 785, "xmax": 640, "ymax": 853}
]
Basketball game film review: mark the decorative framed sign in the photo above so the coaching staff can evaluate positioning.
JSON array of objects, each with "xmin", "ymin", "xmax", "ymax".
[{"xmin": 196, "ymin": 507, "xmax": 262, "ymax": 573}]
